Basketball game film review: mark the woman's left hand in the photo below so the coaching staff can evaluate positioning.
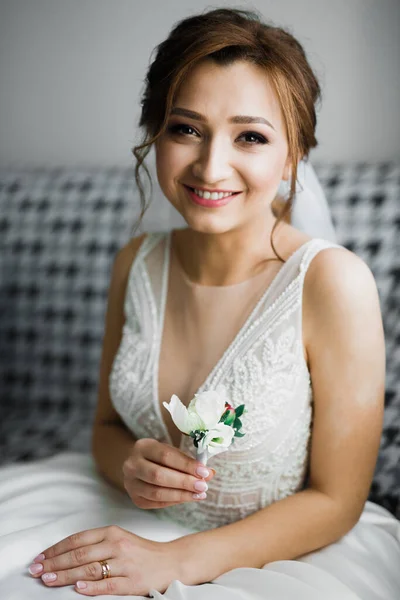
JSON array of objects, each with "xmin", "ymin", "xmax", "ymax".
[{"xmin": 28, "ymin": 525, "xmax": 182, "ymax": 596}]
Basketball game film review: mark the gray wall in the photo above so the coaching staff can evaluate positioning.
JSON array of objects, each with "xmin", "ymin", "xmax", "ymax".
[{"xmin": 1, "ymin": 0, "xmax": 399, "ymax": 169}]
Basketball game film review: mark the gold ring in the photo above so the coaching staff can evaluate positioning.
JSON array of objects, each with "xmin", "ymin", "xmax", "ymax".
[{"xmin": 99, "ymin": 559, "xmax": 111, "ymax": 579}]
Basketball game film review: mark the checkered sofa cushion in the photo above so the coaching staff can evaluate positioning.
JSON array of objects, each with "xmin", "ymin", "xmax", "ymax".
[{"xmin": 0, "ymin": 164, "xmax": 399, "ymax": 518}]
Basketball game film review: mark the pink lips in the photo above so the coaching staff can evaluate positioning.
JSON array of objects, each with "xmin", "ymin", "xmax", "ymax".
[{"xmin": 184, "ymin": 185, "xmax": 240, "ymax": 208}]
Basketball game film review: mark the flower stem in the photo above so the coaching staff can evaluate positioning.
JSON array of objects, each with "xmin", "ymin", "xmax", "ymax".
[{"xmin": 196, "ymin": 448, "xmax": 208, "ymax": 465}]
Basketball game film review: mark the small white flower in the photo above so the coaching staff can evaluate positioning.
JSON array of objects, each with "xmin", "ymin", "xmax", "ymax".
[
  {"xmin": 163, "ymin": 385, "xmax": 245, "ymax": 463},
  {"xmin": 162, "ymin": 394, "xmax": 203, "ymax": 434},
  {"xmin": 163, "ymin": 386, "xmax": 229, "ymax": 434},
  {"xmin": 197, "ymin": 423, "xmax": 235, "ymax": 457},
  {"xmin": 189, "ymin": 388, "xmax": 228, "ymax": 429}
]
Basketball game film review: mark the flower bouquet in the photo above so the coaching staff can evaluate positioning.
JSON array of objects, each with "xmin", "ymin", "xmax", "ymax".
[{"xmin": 163, "ymin": 386, "xmax": 247, "ymax": 465}]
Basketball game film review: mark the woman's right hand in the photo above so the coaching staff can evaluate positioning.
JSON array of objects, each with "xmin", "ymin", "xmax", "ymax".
[{"xmin": 122, "ymin": 437, "xmax": 216, "ymax": 509}]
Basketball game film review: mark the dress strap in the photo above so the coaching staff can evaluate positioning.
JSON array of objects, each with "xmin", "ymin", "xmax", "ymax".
[
  {"xmin": 136, "ymin": 231, "xmax": 166, "ymax": 261},
  {"xmin": 299, "ymin": 238, "xmax": 344, "ymax": 277},
  {"xmin": 123, "ymin": 231, "xmax": 167, "ymax": 328}
]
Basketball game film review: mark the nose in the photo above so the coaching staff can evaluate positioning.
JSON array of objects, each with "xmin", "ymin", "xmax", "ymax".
[{"xmin": 191, "ymin": 136, "xmax": 234, "ymax": 185}]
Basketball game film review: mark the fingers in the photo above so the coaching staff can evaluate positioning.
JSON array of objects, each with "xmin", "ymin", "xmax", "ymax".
[
  {"xmin": 123, "ymin": 438, "xmax": 217, "ymax": 508},
  {"xmin": 30, "ymin": 543, "xmax": 114, "ymax": 577},
  {"xmin": 29, "ymin": 556, "xmax": 122, "ymax": 589},
  {"xmin": 72, "ymin": 577, "xmax": 133, "ymax": 596},
  {"xmin": 130, "ymin": 498, "xmax": 192, "ymax": 509},
  {"xmin": 132, "ymin": 478, "xmax": 207, "ymax": 508},
  {"xmin": 134, "ymin": 459, "xmax": 210, "ymax": 494},
  {"xmin": 39, "ymin": 529, "xmax": 106, "ymax": 560},
  {"xmin": 135, "ymin": 438, "xmax": 216, "ymax": 480}
]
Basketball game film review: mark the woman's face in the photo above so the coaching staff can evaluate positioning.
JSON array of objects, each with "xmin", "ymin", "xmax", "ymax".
[{"xmin": 155, "ymin": 59, "xmax": 291, "ymax": 234}]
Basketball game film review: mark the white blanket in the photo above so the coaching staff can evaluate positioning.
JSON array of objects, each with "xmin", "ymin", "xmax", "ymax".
[{"xmin": 1, "ymin": 452, "xmax": 400, "ymax": 599}]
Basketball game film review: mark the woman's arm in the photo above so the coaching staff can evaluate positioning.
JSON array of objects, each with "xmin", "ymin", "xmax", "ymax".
[
  {"xmin": 92, "ymin": 422, "xmax": 138, "ymax": 494},
  {"xmin": 169, "ymin": 247, "xmax": 385, "ymax": 584},
  {"xmin": 91, "ymin": 234, "xmax": 146, "ymax": 492}
]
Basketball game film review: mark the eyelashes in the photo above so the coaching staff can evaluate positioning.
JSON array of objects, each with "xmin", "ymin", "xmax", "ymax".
[
  {"xmin": 167, "ymin": 123, "xmax": 270, "ymax": 146},
  {"xmin": 240, "ymin": 131, "xmax": 269, "ymax": 145}
]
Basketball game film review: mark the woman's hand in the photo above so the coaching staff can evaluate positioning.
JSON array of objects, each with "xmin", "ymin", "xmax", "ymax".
[
  {"xmin": 28, "ymin": 525, "xmax": 184, "ymax": 596},
  {"xmin": 123, "ymin": 437, "xmax": 216, "ymax": 509}
]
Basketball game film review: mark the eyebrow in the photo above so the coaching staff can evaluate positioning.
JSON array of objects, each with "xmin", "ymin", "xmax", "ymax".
[{"xmin": 170, "ymin": 107, "xmax": 276, "ymax": 131}]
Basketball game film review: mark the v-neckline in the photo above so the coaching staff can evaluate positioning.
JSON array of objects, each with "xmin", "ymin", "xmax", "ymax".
[{"xmin": 154, "ymin": 230, "xmax": 317, "ymax": 451}]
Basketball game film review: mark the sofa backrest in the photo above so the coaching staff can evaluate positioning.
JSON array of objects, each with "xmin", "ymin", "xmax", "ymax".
[{"xmin": 0, "ymin": 163, "xmax": 398, "ymax": 517}]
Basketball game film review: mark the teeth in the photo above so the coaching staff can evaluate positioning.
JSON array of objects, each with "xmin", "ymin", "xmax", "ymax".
[{"xmin": 193, "ymin": 188, "xmax": 235, "ymax": 200}]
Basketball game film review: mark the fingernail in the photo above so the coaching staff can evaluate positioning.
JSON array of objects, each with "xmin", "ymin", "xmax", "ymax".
[
  {"xmin": 196, "ymin": 466, "xmax": 210, "ymax": 478},
  {"xmin": 29, "ymin": 563, "xmax": 43, "ymax": 574},
  {"xmin": 194, "ymin": 480, "xmax": 208, "ymax": 492},
  {"xmin": 193, "ymin": 492, "xmax": 207, "ymax": 499},
  {"xmin": 42, "ymin": 572, "xmax": 57, "ymax": 583},
  {"xmin": 76, "ymin": 581, "xmax": 87, "ymax": 589},
  {"xmin": 33, "ymin": 553, "xmax": 45, "ymax": 563}
]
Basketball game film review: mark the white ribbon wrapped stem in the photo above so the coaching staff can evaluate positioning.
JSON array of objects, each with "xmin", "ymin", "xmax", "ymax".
[{"xmin": 196, "ymin": 448, "xmax": 208, "ymax": 465}]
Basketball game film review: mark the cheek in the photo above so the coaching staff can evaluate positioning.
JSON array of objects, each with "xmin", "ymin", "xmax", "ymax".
[
  {"xmin": 155, "ymin": 141, "xmax": 192, "ymax": 212},
  {"xmin": 156, "ymin": 140, "xmax": 190, "ymax": 185},
  {"xmin": 243, "ymin": 154, "xmax": 285, "ymax": 193},
  {"xmin": 155, "ymin": 143, "xmax": 172, "ymax": 189}
]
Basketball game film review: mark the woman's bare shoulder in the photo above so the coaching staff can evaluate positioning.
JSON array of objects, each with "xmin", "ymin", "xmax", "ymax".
[
  {"xmin": 304, "ymin": 243, "xmax": 373, "ymax": 296},
  {"xmin": 302, "ymin": 244, "xmax": 380, "ymax": 362}
]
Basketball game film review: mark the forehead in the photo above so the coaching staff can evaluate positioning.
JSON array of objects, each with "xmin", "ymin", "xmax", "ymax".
[{"xmin": 173, "ymin": 59, "xmax": 284, "ymax": 131}]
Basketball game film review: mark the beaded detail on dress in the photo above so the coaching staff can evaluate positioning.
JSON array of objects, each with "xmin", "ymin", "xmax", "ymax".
[{"xmin": 109, "ymin": 231, "xmax": 344, "ymax": 532}]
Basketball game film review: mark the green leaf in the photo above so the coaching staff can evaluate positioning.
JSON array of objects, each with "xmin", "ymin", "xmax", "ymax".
[
  {"xmin": 234, "ymin": 431, "xmax": 245, "ymax": 438},
  {"xmin": 190, "ymin": 430, "xmax": 206, "ymax": 446},
  {"xmin": 234, "ymin": 417, "xmax": 242, "ymax": 430},
  {"xmin": 235, "ymin": 405, "xmax": 245, "ymax": 418}
]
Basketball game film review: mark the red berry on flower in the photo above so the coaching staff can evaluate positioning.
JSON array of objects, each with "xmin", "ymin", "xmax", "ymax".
[{"xmin": 221, "ymin": 405, "xmax": 236, "ymax": 426}]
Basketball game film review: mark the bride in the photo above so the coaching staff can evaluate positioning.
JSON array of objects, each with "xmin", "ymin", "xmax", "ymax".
[{"xmin": 2, "ymin": 7, "xmax": 399, "ymax": 599}]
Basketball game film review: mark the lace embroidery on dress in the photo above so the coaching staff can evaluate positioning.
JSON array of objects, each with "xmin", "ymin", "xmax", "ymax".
[{"xmin": 109, "ymin": 231, "xmax": 344, "ymax": 531}]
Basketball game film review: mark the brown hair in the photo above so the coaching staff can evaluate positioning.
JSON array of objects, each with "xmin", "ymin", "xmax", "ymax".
[{"xmin": 131, "ymin": 7, "xmax": 321, "ymax": 261}]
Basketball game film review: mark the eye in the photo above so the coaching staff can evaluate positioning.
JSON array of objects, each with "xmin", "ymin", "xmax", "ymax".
[
  {"xmin": 238, "ymin": 131, "xmax": 269, "ymax": 145},
  {"xmin": 167, "ymin": 123, "xmax": 200, "ymax": 137},
  {"xmin": 166, "ymin": 124, "xmax": 269, "ymax": 145}
]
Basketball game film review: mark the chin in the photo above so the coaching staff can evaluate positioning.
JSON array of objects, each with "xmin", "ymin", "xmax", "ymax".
[{"xmin": 177, "ymin": 206, "xmax": 240, "ymax": 236}]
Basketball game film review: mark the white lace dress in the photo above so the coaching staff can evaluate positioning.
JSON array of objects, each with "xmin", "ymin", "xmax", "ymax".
[
  {"xmin": 1, "ymin": 231, "xmax": 399, "ymax": 600},
  {"xmin": 110, "ymin": 231, "xmax": 318, "ymax": 532}
]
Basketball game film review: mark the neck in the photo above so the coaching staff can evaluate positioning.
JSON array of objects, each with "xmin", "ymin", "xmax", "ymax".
[{"xmin": 173, "ymin": 214, "xmax": 288, "ymax": 287}]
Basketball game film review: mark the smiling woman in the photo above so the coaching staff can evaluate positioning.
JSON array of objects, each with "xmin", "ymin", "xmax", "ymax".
[{"xmin": 2, "ymin": 7, "xmax": 399, "ymax": 600}]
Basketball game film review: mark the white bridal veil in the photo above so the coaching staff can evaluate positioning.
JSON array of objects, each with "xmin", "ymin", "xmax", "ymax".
[{"xmin": 280, "ymin": 160, "xmax": 337, "ymax": 242}]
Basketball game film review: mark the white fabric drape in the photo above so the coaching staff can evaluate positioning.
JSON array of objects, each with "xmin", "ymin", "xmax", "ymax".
[{"xmin": 1, "ymin": 452, "xmax": 400, "ymax": 599}]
